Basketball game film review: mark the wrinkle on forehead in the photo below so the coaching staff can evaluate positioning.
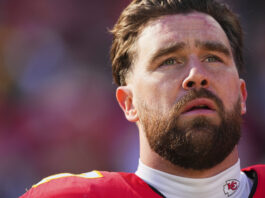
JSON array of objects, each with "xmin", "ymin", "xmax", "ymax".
[
  {"xmin": 135, "ymin": 12, "xmax": 231, "ymax": 61},
  {"xmin": 146, "ymin": 12, "xmax": 222, "ymax": 33}
]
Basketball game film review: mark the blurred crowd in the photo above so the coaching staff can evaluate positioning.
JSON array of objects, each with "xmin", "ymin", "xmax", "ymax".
[{"xmin": 0, "ymin": 0, "xmax": 264, "ymax": 197}]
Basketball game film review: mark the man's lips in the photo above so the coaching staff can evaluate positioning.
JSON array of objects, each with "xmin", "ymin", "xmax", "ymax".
[{"xmin": 180, "ymin": 98, "xmax": 217, "ymax": 115}]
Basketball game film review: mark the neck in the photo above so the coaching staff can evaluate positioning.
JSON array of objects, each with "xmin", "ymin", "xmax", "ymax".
[{"xmin": 139, "ymin": 130, "xmax": 239, "ymax": 178}]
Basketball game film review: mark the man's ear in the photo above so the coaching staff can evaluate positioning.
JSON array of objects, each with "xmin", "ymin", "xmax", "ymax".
[
  {"xmin": 116, "ymin": 86, "xmax": 138, "ymax": 122},
  {"xmin": 240, "ymin": 79, "xmax": 247, "ymax": 115}
]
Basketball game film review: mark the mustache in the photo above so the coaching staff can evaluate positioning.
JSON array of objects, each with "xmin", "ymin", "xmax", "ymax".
[{"xmin": 172, "ymin": 88, "xmax": 224, "ymax": 115}]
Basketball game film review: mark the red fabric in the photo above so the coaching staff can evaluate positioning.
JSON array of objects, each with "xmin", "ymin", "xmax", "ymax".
[
  {"xmin": 242, "ymin": 164, "xmax": 265, "ymax": 198},
  {"xmin": 21, "ymin": 166, "xmax": 265, "ymax": 197},
  {"xmin": 20, "ymin": 171, "xmax": 162, "ymax": 198}
]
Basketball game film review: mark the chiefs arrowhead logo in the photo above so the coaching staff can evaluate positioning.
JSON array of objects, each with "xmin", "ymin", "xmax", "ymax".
[{"xmin": 223, "ymin": 179, "xmax": 240, "ymax": 197}]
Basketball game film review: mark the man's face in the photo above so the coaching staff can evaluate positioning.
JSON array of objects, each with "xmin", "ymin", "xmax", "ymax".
[{"xmin": 117, "ymin": 12, "xmax": 247, "ymax": 170}]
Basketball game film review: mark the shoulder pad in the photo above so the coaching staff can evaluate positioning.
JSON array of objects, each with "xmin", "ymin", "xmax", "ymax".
[
  {"xmin": 32, "ymin": 170, "xmax": 103, "ymax": 188},
  {"xmin": 20, "ymin": 170, "xmax": 104, "ymax": 198}
]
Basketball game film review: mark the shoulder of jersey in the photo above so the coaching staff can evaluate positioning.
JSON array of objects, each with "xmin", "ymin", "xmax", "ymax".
[
  {"xmin": 242, "ymin": 164, "xmax": 265, "ymax": 172},
  {"xmin": 242, "ymin": 164, "xmax": 265, "ymax": 197},
  {"xmin": 19, "ymin": 170, "xmax": 162, "ymax": 198},
  {"xmin": 242, "ymin": 164, "xmax": 265, "ymax": 179}
]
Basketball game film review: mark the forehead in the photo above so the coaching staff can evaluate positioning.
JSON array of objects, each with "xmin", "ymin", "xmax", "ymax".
[{"xmin": 135, "ymin": 12, "xmax": 231, "ymax": 58}]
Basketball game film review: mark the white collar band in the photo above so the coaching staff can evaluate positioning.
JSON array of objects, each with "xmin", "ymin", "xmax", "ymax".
[{"xmin": 135, "ymin": 159, "xmax": 252, "ymax": 198}]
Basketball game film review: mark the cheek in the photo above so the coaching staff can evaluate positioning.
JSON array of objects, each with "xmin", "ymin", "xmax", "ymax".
[
  {"xmin": 133, "ymin": 74, "xmax": 181, "ymax": 112},
  {"xmin": 214, "ymin": 73, "xmax": 241, "ymax": 110},
  {"xmin": 133, "ymin": 77, "xmax": 159, "ymax": 108}
]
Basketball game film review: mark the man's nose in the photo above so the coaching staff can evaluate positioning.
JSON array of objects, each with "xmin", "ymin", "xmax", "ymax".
[{"xmin": 182, "ymin": 59, "xmax": 209, "ymax": 90}]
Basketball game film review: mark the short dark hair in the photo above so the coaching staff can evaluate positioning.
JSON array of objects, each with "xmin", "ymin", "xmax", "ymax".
[{"xmin": 110, "ymin": 0, "xmax": 243, "ymax": 86}]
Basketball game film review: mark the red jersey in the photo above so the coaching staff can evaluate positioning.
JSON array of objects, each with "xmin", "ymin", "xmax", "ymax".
[
  {"xmin": 242, "ymin": 164, "xmax": 265, "ymax": 198},
  {"xmin": 21, "ymin": 165, "xmax": 265, "ymax": 198},
  {"xmin": 20, "ymin": 171, "xmax": 163, "ymax": 198}
]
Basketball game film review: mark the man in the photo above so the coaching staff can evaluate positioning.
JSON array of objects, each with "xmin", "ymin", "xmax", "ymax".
[{"xmin": 21, "ymin": 0, "xmax": 265, "ymax": 197}]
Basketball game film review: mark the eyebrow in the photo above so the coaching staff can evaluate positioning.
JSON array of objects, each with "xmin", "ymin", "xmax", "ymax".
[
  {"xmin": 149, "ymin": 42, "xmax": 186, "ymax": 65},
  {"xmin": 195, "ymin": 40, "xmax": 231, "ymax": 57},
  {"xmin": 148, "ymin": 40, "xmax": 231, "ymax": 66}
]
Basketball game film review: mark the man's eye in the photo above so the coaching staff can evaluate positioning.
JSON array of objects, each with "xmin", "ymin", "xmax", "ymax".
[
  {"xmin": 161, "ymin": 58, "xmax": 179, "ymax": 66},
  {"xmin": 205, "ymin": 56, "xmax": 222, "ymax": 63},
  {"xmin": 164, "ymin": 58, "xmax": 176, "ymax": 65}
]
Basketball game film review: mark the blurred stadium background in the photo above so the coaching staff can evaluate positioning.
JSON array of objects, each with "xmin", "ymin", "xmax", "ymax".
[{"xmin": 0, "ymin": 0, "xmax": 264, "ymax": 197}]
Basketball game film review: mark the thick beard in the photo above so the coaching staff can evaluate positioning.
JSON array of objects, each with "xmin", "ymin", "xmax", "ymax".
[{"xmin": 139, "ymin": 88, "xmax": 242, "ymax": 170}]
